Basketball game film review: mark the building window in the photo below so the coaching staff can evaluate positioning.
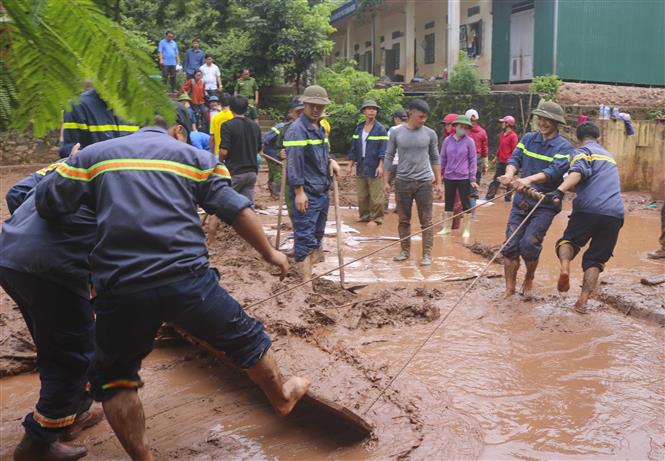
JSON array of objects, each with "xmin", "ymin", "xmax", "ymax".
[
  {"xmin": 425, "ymin": 21, "xmax": 435, "ymax": 30},
  {"xmin": 393, "ymin": 42, "xmax": 400, "ymax": 69},
  {"xmin": 467, "ymin": 5, "xmax": 480, "ymax": 17},
  {"xmin": 380, "ymin": 35, "xmax": 385, "ymax": 43},
  {"xmin": 424, "ymin": 33, "xmax": 435, "ymax": 64},
  {"xmin": 335, "ymin": 51, "xmax": 340, "ymax": 58},
  {"xmin": 354, "ymin": 44, "xmax": 360, "ymax": 51},
  {"xmin": 365, "ymin": 40, "xmax": 372, "ymax": 48},
  {"xmin": 392, "ymin": 30, "xmax": 402, "ymax": 39}
]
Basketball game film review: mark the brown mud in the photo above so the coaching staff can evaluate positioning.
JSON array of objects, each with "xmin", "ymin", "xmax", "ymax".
[{"xmin": 1, "ymin": 167, "xmax": 664, "ymax": 460}]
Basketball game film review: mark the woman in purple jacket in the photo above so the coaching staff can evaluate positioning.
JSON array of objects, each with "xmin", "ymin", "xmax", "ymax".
[{"xmin": 438, "ymin": 114, "xmax": 477, "ymax": 238}]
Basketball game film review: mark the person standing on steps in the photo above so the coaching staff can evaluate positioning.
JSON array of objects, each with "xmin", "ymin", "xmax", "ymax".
[
  {"xmin": 499, "ymin": 101, "xmax": 573, "ymax": 298},
  {"xmin": 199, "ymin": 54, "xmax": 222, "ymax": 98},
  {"xmin": 384, "ymin": 109, "xmax": 408, "ymax": 213},
  {"xmin": 547, "ymin": 121, "xmax": 624, "ymax": 314},
  {"xmin": 485, "ymin": 115, "xmax": 518, "ymax": 201},
  {"xmin": 35, "ymin": 106, "xmax": 310, "ymax": 461},
  {"xmin": 347, "ymin": 100, "xmax": 388, "ymax": 227},
  {"xmin": 183, "ymin": 38, "xmax": 205, "ymax": 81},
  {"xmin": 285, "ymin": 85, "xmax": 341, "ymax": 285},
  {"xmin": 383, "ymin": 99, "xmax": 442, "ymax": 267},
  {"xmin": 158, "ymin": 30, "xmax": 180, "ymax": 93},
  {"xmin": 465, "ymin": 109, "xmax": 488, "ymax": 215},
  {"xmin": 438, "ymin": 114, "xmax": 477, "ymax": 239},
  {"xmin": 440, "ymin": 113, "xmax": 464, "ymax": 230}
]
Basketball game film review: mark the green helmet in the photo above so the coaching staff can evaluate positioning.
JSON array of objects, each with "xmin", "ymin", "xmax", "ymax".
[
  {"xmin": 301, "ymin": 85, "xmax": 330, "ymax": 105},
  {"xmin": 532, "ymin": 101, "xmax": 566, "ymax": 125},
  {"xmin": 452, "ymin": 115, "xmax": 473, "ymax": 127},
  {"xmin": 360, "ymin": 99, "xmax": 380, "ymax": 111},
  {"xmin": 178, "ymin": 93, "xmax": 192, "ymax": 102}
]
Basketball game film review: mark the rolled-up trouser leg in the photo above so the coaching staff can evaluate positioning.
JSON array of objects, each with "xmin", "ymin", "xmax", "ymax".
[{"xmin": 291, "ymin": 191, "xmax": 328, "ymax": 262}]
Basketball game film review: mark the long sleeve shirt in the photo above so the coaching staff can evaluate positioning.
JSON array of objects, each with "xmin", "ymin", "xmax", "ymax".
[
  {"xmin": 385, "ymin": 125, "xmax": 439, "ymax": 182},
  {"xmin": 467, "ymin": 124, "xmax": 489, "ymax": 158},
  {"xmin": 496, "ymin": 130, "xmax": 519, "ymax": 163},
  {"xmin": 440, "ymin": 135, "xmax": 477, "ymax": 181},
  {"xmin": 35, "ymin": 127, "xmax": 251, "ymax": 295},
  {"xmin": 569, "ymin": 141, "xmax": 624, "ymax": 219},
  {"xmin": 59, "ymin": 89, "xmax": 138, "ymax": 158},
  {"xmin": 348, "ymin": 121, "xmax": 388, "ymax": 177},
  {"xmin": 507, "ymin": 131, "xmax": 573, "ymax": 210},
  {"xmin": 1, "ymin": 169, "xmax": 96, "ymax": 299},
  {"xmin": 284, "ymin": 114, "xmax": 330, "ymax": 197},
  {"xmin": 184, "ymin": 48, "xmax": 205, "ymax": 75}
]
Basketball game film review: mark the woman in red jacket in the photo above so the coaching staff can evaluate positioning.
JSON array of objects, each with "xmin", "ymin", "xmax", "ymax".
[{"xmin": 485, "ymin": 115, "xmax": 518, "ymax": 201}]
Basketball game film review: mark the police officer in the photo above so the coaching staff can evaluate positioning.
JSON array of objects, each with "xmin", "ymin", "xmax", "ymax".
[
  {"xmin": 284, "ymin": 85, "xmax": 341, "ymax": 284},
  {"xmin": 499, "ymin": 101, "xmax": 573, "ymax": 298},
  {"xmin": 547, "ymin": 121, "xmax": 624, "ymax": 314},
  {"xmin": 34, "ymin": 106, "xmax": 309, "ymax": 461},
  {"xmin": 59, "ymin": 88, "xmax": 138, "ymax": 158},
  {"xmin": 347, "ymin": 100, "xmax": 388, "ymax": 226},
  {"xmin": 1, "ymin": 148, "xmax": 104, "ymax": 460}
]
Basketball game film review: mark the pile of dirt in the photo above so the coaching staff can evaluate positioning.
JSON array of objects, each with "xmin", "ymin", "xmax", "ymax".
[
  {"xmin": 464, "ymin": 241, "xmax": 504, "ymax": 264},
  {"xmin": 557, "ymin": 82, "xmax": 665, "ymax": 109}
]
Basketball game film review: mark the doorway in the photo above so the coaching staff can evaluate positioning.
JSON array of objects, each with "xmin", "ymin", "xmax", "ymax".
[{"xmin": 509, "ymin": 4, "xmax": 534, "ymax": 81}]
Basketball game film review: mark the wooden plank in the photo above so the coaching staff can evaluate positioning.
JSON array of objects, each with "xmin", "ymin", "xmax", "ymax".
[{"xmin": 172, "ymin": 325, "xmax": 374, "ymax": 439}]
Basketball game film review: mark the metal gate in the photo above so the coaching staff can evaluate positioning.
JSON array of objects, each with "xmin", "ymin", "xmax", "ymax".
[{"xmin": 509, "ymin": 6, "xmax": 534, "ymax": 81}]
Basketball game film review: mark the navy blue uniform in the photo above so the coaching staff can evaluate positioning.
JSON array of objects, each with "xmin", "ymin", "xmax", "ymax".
[
  {"xmin": 285, "ymin": 114, "xmax": 331, "ymax": 262},
  {"xmin": 502, "ymin": 131, "xmax": 573, "ymax": 261},
  {"xmin": 0, "ymin": 171, "xmax": 96, "ymax": 443},
  {"xmin": 35, "ymin": 127, "xmax": 270, "ymax": 400},
  {"xmin": 59, "ymin": 89, "xmax": 138, "ymax": 157},
  {"xmin": 348, "ymin": 121, "xmax": 388, "ymax": 176},
  {"xmin": 557, "ymin": 141, "xmax": 624, "ymax": 271}
]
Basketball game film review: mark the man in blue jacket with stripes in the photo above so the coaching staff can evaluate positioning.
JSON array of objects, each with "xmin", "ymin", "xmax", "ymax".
[
  {"xmin": 34, "ymin": 107, "xmax": 310, "ymax": 461},
  {"xmin": 499, "ymin": 101, "xmax": 573, "ymax": 298},
  {"xmin": 347, "ymin": 100, "xmax": 388, "ymax": 226},
  {"xmin": 547, "ymin": 121, "xmax": 624, "ymax": 314}
]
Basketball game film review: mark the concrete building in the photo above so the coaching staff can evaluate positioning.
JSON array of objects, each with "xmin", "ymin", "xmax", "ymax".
[
  {"xmin": 329, "ymin": 0, "xmax": 665, "ymax": 87},
  {"xmin": 329, "ymin": 0, "xmax": 493, "ymax": 82}
]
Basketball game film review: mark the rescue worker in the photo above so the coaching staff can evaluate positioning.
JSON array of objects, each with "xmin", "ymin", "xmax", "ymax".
[
  {"xmin": 548, "ymin": 121, "xmax": 624, "ymax": 314},
  {"xmin": 34, "ymin": 106, "xmax": 310, "ymax": 461},
  {"xmin": 347, "ymin": 100, "xmax": 388, "ymax": 226},
  {"xmin": 285, "ymin": 85, "xmax": 341, "ymax": 284},
  {"xmin": 1, "ymin": 149, "xmax": 104, "ymax": 460},
  {"xmin": 59, "ymin": 88, "xmax": 138, "ymax": 158},
  {"xmin": 485, "ymin": 115, "xmax": 518, "ymax": 201},
  {"xmin": 499, "ymin": 101, "xmax": 573, "ymax": 298},
  {"xmin": 263, "ymin": 97, "xmax": 304, "ymax": 202}
]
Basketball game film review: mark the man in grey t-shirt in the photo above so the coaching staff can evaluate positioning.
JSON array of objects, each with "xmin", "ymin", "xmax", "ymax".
[{"xmin": 384, "ymin": 99, "xmax": 442, "ymax": 265}]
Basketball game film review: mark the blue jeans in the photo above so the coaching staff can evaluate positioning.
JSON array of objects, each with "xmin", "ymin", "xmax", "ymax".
[
  {"xmin": 290, "ymin": 191, "xmax": 329, "ymax": 262},
  {"xmin": 90, "ymin": 269, "xmax": 271, "ymax": 401},
  {"xmin": 0, "ymin": 268, "xmax": 94, "ymax": 442},
  {"xmin": 501, "ymin": 206, "xmax": 559, "ymax": 261}
]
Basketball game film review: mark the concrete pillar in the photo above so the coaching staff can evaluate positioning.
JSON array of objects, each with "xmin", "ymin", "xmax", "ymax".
[
  {"xmin": 346, "ymin": 23, "xmax": 352, "ymax": 59},
  {"xmin": 404, "ymin": 0, "xmax": 415, "ymax": 82},
  {"xmin": 447, "ymin": 0, "xmax": 460, "ymax": 72}
]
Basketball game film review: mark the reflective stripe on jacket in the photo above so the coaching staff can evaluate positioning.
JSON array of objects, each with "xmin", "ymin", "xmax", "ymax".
[{"xmin": 348, "ymin": 121, "xmax": 388, "ymax": 177}]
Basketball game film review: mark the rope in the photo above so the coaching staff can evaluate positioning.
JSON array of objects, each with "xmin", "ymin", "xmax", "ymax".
[
  {"xmin": 245, "ymin": 190, "xmax": 513, "ymax": 311},
  {"xmin": 361, "ymin": 195, "xmax": 546, "ymax": 415}
]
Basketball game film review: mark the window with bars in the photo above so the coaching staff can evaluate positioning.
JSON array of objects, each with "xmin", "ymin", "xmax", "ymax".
[{"xmin": 424, "ymin": 33, "xmax": 435, "ymax": 64}]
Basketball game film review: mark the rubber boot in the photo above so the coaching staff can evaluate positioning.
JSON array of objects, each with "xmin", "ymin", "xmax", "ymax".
[
  {"xmin": 393, "ymin": 250, "xmax": 409, "ymax": 262},
  {"xmin": 469, "ymin": 197, "xmax": 477, "ymax": 219},
  {"xmin": 462, "ymin": 214, "xmax": 472, "ymax": 241},
  {"xmin": 437, "ymin": 212, "xmax": 453, "ymax": 235}
]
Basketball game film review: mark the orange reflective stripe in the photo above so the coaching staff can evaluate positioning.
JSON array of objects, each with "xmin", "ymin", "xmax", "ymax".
[
  {"xmin": 32, "ymin": 410, "xmax": 77, "ymax": 428},
  {"xmin": 101, "ymin": 379, "xmax": 143, "ymax": 390},
  {"xmin": 212, "ymin": 165, "xmax": 231, "ymax": 179},
  {"xmin": 56, "ymin": 159, "xmax": 219, "ymax": 183}
]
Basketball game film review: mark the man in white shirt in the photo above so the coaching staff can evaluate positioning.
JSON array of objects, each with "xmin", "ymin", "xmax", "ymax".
[{"xmin": 199, "ymin": 54, "xmax": 222, "ymax": 97}]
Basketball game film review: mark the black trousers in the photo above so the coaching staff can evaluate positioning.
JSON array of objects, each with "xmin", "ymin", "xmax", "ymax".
[
  {"xmin": 444, "ymin": 179, "xmax": 472, "ymax": 212},
  {"xmin": 0, "ymin": 268, "xmax": 94, "ymax": 442},
  {"xmin": 161, "ymin": 65, "xmax": 177, "ymax": 91}
]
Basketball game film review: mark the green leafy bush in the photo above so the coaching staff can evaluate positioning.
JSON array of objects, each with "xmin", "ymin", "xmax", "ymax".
[
  {"xmin": 326, "ymin": 102, "xmax": 362, "ymax": 155},
  {"xmin": 529, "ymin": 74, "xmax": 562, "ymax": 101},
  {"xmin": 447, "ymin": 51, "xmax": 490, "ymax": 95},
  {"xmin": 316, "ymin": 60, "xmax": 377, "ymax": 107}
]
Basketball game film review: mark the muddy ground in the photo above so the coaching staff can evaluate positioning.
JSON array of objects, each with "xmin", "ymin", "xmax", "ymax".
[{"xmin": 1, "ymin": 166, "xmax": 664, "ymax": 460}]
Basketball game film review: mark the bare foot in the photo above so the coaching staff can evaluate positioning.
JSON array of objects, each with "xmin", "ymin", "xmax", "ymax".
[
  {"xmin": 504, "ymin": 288, "xmax": 515, "ymax": 298},
  {"xmin": 557, "ymin": 272, "xmax": 570, "ymax": 292},
  {"xmin": 356, "ymin": 218, "xmax": 369, "ymax": 223},
  {"xmin": 275, "ymin": 377, "xmax": 310, "ymax": 416},
  {"xmin": 520, "ymin": 278, "xmax": 534, "ymax": 299},
  {"xmin": 574, "ymin": 301, "xmax": 588, "ymax": 314},
  {"xmin": 367, "ymin": 221, "xmax": 377, "ymax": 228}
]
